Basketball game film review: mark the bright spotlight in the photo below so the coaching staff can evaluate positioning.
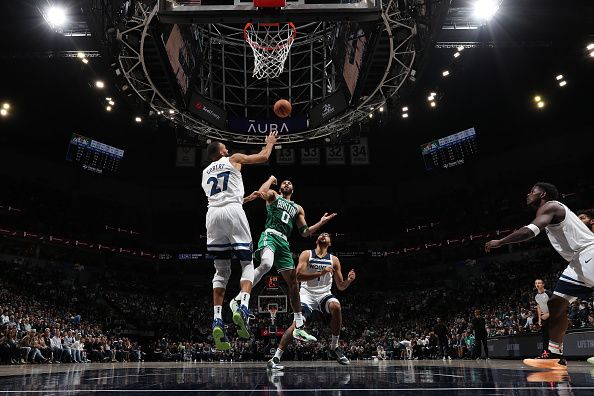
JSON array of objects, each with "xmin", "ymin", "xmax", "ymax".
[
  {"xmin": 427, "ymin": 95, "xmax": 434, "ymax": 101},
  {"xmin": 533, "ymin": 95, "xmax": 541, "ymax": 102},
  {"xmin": 0, "ymin": 109, "xmax": 7, "ymax": 117},
  {"xmin": 587, "ymin": 43, "xmax": 594, "ymax": 50},
  {"xmin": 590, "ymin": 51, "xmax": 594, "ymax": 58},
  {"xmin": 555, "ymin": 74, "xmax": 563, "ymax": 81},
  {"xmin": 369, "ymin": 113, "xmax": 373, "ymax": 118},
  {"xmin": 402, "ymin": 113, "xmax": 409, "ymax": 118},
  {"xmin": 135, "ymin": 117, "xmax": 142, "ymax": 123},
  {"xmin": 430, "ymin": 101, "xmax": 436, "ymax": 108},
  {"xmin": 402, "ymin": 106, "xmax": 408, "ymax": 112},
  {"xmin": 442, "ymin": 70, "xmax": 450, "ymax": 77},
  {"xmin": 454, "ymin": 52, "xmax": 461, "ymax": 58},
  {"xmin": 457, "ymin": 46, "xmax": 464, "ymax": 52},
  {"xmin": 95, "ymin": 81, "xmax": 105, "ymax": 89},
  {"xmin": 77, "ymin": 52, "xmax": 85, "ymax": 59},
  {"xmin": 108, "ymin": 100, "xmax": 115, "ymax": 106},
  {"xmin": 169, "ymin": 109, "xmax": 175, "ymax": 114},
  {"xmin": 106, "ymin": 106, "xmax": 112, "ymax": 112},
  {"xmin": 559, "ymin": 80, "xmax": 567, "ymax": 87},
  {"xmin": 379, "ymin": 106, "xmax": 384, "ymax": 112},
  {"xmin": 81, "ymin": 58, "xmax": 89, "ymax": 64},
  {"xmin": 537, "ymin": 101, "xmax": 545, "ymax": 109},
  {"xmin": 473, "ymin": 0, "xmax": 500, "ymax": 21},
  {"xmin": 2, "ymin": 103, "xmax": 10, "ymax": 110},
  {"xmin": 45, "ymin": 6, "xmax": 67, "ymax": 28}
]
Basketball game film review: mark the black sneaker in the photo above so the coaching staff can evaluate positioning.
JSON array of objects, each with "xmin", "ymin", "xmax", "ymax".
[{"xmin": 329, "ymin": 347, "xmax": 350, "ymax": 365}]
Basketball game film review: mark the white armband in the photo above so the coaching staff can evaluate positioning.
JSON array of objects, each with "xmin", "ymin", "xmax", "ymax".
[{"xmin": 525, "ymin": 223, "xmax": 540, "ymax": 236}]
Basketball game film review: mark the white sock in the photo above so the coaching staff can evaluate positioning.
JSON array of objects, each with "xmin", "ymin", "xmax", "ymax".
[
  {"xmin": 214, "ymin": 305, "xmax": 223, "ymax": 320},
  {"xmin": 548, "ymin": 341, "xmax": 563, "ymax": 355},
  {"xmin": 294, "ymin": 312, "xmax": 304, "ymax": 328},
  {"xmin": 239, "ymin": 292, "xmax": 250, "ymax": 308},
  {"xmin": 274, "ymin": 348, "xmax": 284, "ymax": 360},
  {"xmin": 331, "ymin": 335, "xmax": 340, "ymax": 350}
]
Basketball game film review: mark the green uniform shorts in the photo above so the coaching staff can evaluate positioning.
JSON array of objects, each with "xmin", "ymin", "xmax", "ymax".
[{"xmin": 254, "ymin": 231, "xmax": 294, "ymax": 272}]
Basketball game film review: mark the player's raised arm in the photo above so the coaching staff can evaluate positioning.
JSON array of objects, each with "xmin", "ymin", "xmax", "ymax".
[
  {"xmin": 296, "ymin": 207, "xmax": 337, "ymax": 237},
  {"xmin": 485, "ymin": 203, "xmax": 560, "ymax": 252},
  {"xmin": 258, "ymin": 175, "xmax": 278, "ymax": 203},
  {"xmin": 332, "ymin": 256, "xmax": 355, "ymax": 291},
  {"xmin": 229, "ymin": 131, "xmax": 278, "ymax": 168},
  {"xmin": 243, "ymin": 191, "xmax": 263, "ymax": 204},
  {"xmin": 296, "ymin": 250, "xmax": 333, "ymax": 281}
]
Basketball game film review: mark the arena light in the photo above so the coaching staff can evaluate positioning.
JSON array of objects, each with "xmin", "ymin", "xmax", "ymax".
[
  {"xmin": 427, "ymin": 95, "xmax": 433, "ymax": 101},
  {"xmin": 402, "ymin": 113, "xmax": 409, "ymax": 118},
  {"xmin": 587, "ymin": 43, "xmax": 594, "ymax": 50},
  {"xmin": 2, "ymin": 103, "xmax": 10, "ymax": 110},
  {"xmin": 95, "ymin": 80, "xmax": 105, "ymax": 89},
  {"xmin": 537, "ymin": 101, "xmax": 545, "ymax": 109},
  {"xmin": 77, "ymin": 52, "xmax": 85, "ymax": 59},
  {"xmin": 108, "ymin": 100, "xmax": 115, "ymax": 106},
  {"xmin": 430, "ymin": 101, "xmax": 436, "ymax": 108},
  {"xmin": 454, "ymin": 52, "xmax": 461, "ymax": 58},
  {"xmin": 457, "ymin": 46, "xmax": 464, "ymax": 52},
  {"xmin": 369, "ymin": 113, "xmax": 373, "ymax": 118},
  {"xmin": 81, "ymin": 58, "xmax": 89, "ymax": 64},
  {"xmin": 442, "ymin": 70, "xmax": 450, "ymax": 77},
  {"xmin": 533, "ymin": 95, "xmax": 541, "ymax": 102},
  {"xmin": 590, "ymin": 51, "xmax": 594, "ymax": 58},
  {"xmin": 402, "ymin": 106, "xmax": 408, "ymax": 112},
  {"xmin": 0, "ymin": 109, "xmax": 7, "ymax": 117},
  {"xmin": 472, "ymin": 0, "xmax": 500, "ymax": 21},
  {"xmin": 559, "ymin": 80, "xmax": 567, "ymax": 87},
  {"xmin": 379, "ymin": 106, "xmax": 384, "ymax": 112},
  {"xmin": 206, "ymin": 139, "xmax": 212, "ymax": 144},
  {"xmin": 45, "ymin": 6, "xmax": 67, "ymax": 28},
  {"xmin": 106, "ymin": 106, "xmax": 112, "ymax": 112},
  {"xmin": 169, "ymin": 109, "xmax": 175, "ymax": 114},
  {"xmin": 135, "ymin": 116, "xmax": 142, "ymax": 123},
  {"xmin": 555, "ymin": 74, "xmax": 563, "ymax": 81}
]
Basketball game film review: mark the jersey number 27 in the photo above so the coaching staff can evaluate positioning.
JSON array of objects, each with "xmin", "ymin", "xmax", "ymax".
[{"xmin": 207, "ymin": 171, "xmax": 230, "ymax": 196}]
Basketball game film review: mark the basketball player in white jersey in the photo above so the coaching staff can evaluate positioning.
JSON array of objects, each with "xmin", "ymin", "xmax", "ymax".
[
  {"xmin": 201, "ymin": 131, "xmax": 278, "ymax": 351},
  {"xmin": 485, "ymin": 182, "xmax": 594, "ymax": 370},
  {"xmin": 267, "ymin": 232, "xmax": 356, "ymax": 370}
]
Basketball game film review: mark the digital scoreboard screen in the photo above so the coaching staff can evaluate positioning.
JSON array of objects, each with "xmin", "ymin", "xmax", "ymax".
[
  {"xmin": 421, "ymin": 127, "xmax": 478, "ymax": 171},
  {"xmin": 66, "ymin": 133, "xmax": 124, "ymax": 174}
]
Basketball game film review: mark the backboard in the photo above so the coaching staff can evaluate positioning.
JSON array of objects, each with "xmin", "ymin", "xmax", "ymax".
[{"xmin": 158, "ymin": 0, "xmax": 382, "ymax": 24}]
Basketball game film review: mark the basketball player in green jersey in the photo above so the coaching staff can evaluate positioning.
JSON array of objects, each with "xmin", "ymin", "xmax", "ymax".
[{"xmin": 232, "ymin": 175, "xmax": 337, "ymax": 342}]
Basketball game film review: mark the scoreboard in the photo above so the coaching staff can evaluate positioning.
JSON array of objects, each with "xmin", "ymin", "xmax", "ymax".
[
  {"xmin": 421, "ymin": 127, "xmax": 478, "ymax": 171},
  {"xmin": 66, "ymin": 133, "xmax": 124, "ymax": 174}
]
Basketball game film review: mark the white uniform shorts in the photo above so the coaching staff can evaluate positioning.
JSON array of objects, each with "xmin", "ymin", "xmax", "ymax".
[
  {"xmin": 300, "ymin": 289, "xmax": 339, "ymax": 316},
  {"xmin": 554, "ymin": 244, "xmax": 594, "ymax": 302},
  {"xmin": 206, "ymin": 204, "xmax": 252, "ymax": 261}
]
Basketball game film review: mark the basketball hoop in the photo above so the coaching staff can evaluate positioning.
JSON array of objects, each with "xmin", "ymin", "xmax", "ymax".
[
  {"xmin": 244, "ymin": 22, "xmax": 296, "ymax": 79},
  {"xmin": 268, "ymin": 304, "xmax": 279, "ymax": 325}
]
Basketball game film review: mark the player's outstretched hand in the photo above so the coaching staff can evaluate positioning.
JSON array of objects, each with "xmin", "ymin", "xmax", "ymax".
[
  {"xmin": 265, "ymin": 131, "xmax": 279, "ymax": 145},
  {"xmin": 347, "ymin": 269, "xmax": 356, "ymax": 281},
  {"xmin": 320, "ymin": 212, "xmax": 337, "ymax": 223},
  {"xmin": 484, "ymin": 239, "xmax": 502, "ymax": 252}
]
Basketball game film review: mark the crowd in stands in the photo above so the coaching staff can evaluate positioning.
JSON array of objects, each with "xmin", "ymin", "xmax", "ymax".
[{"xmin": 2, "ymin": 242, "xmax": 594, "ymax": 366}]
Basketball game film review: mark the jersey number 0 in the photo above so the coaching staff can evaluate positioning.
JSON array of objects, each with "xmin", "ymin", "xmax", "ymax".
[{"xmin": 207, "ymin": 171, "xmax": 230, "ymax": 196}]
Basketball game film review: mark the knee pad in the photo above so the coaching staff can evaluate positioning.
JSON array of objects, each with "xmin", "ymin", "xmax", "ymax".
[
  {"xmin": 240, "ymin": 260, "xmax": 254, "ymax": 283},
  {"xmin": 259, "ymin": 248, "xmax": 274, "ymax": 271},
  {"xmin": 212, "ymin": 260, "xmax": 231, "ymax": 289}
]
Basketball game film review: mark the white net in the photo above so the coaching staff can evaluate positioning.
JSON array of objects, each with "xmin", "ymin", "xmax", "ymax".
[{"xmin": 244, "ymin": 22, "xmax": 296, "ymax": 79}]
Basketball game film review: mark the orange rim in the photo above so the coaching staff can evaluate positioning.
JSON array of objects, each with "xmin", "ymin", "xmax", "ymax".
[{"xmin": 244, "ymin": 22, "xmax": 296, "ymax": 51}]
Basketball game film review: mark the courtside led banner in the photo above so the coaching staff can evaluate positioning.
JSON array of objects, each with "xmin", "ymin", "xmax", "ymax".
[
  {"xmin": 188, "ymin": 93, "xmax": 227, "ymax": 129},
  {"xmin": 228, "ymin": 117, "xmax": 308, "ymax": 135}
]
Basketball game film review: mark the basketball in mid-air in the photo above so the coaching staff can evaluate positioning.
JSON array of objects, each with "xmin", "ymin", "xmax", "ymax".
[{"xmin": 274, "ymin": 99, "xmax": 292, "ymax": 118}]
